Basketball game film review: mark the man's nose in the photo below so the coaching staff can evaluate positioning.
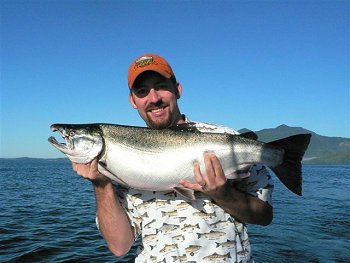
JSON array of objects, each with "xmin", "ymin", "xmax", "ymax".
[{"xmin": 148, "ymin": 88, "xmax": 161, "ymax": 102}]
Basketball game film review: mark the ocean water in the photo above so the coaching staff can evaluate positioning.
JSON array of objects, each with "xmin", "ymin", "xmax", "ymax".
[{"xmin": 0, "ymin": 159, "xmax": 349, "ymax": 262}]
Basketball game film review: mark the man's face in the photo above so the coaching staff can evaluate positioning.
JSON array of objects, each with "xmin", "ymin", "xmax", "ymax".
[{"xmin": 129, "ymin": 71, "xmax": 182, "ymax": 129}]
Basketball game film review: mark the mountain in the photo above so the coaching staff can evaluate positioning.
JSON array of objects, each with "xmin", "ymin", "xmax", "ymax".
[{"xmin": 239, "ymin": 124, "xmax": 350, "ymax": 164}]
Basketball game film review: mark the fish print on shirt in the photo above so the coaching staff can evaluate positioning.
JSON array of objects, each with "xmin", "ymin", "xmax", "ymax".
[{"xmin": 112, "ymin": 163, "xmax": 273, "ymax": 263}]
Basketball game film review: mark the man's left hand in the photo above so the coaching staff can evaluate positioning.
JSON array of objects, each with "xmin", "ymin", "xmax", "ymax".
[{"xmin": 179, "ymin": 153, "xmax": 231, "ymax": 200}]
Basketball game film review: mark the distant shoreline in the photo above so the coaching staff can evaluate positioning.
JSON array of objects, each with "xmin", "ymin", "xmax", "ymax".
[{"xmin": 0, "ymin": 157, "xmax": 69, "ymax": 162}]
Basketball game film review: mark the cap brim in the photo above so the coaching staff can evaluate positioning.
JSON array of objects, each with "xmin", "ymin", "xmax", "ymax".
[{"xmin": 129, "ymin": 67, "xmax": 172, "ymax": 88}]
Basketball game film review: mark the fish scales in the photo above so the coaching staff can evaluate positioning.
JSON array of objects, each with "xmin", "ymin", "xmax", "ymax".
[
  {"xmin": 100, "ymin": 127, "xmax": 236, "ymax": 190},
  {"xmin": 97, "ymin": 124, "xmax": 242, "ymax": 191},
  {"xmin": 100, "ymin": 124, "xmax": 232, "ymax": 149},
  {"xmin": 49, "ymin": 123, "xmax": 311, "ymax": 197},
  {"xmin": 100, "ymin": 123, "xmax": 269, "ymax": 170}
]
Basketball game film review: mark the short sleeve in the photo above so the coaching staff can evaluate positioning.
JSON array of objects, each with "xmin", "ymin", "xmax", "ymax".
[{"xmin": 235, "ymin": 164, "xmax": 274, "ymax": 206}]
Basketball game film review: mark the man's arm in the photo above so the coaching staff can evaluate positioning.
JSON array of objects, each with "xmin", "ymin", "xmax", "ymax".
[
  {"xmin": 180, "ymin": 154, "xmax": 273, "ymax": 226},
  {"xmin": 72, "ymin": 160, "xmax": 135, "ymax": 256},
  {"xmin": 205, "ymin": 179, "xmax": 273, "ymax": 226}
]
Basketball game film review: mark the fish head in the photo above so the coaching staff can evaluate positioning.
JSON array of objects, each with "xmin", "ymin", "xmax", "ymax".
[{"xmin": 48, "ymin": 124, "xmax": 103, "ymax": 163}]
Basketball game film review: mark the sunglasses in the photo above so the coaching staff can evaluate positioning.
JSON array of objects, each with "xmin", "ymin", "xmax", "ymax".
[{"xmin": 131, "ymin": 83, "xmax": 175, "ymax": 98}]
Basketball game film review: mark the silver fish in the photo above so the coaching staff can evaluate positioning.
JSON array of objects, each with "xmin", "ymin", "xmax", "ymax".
[
  {"xmin": 197, "ymin": 230, "xmax": 226, "ymax": 239},
  {"xmin": 203, "ymin": 252, "xmax": 231, "ymax": 261},
  {"xmin": 48, "ymin": 122, "xmax": 311, "ymax": 199}
]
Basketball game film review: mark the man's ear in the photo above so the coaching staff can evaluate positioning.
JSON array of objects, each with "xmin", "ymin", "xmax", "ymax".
[
  {"xmin": 176, "ymin": 83, "xmax": 183, "ymax": 99},
  {"xmin": 129, "ymin": 93, "xmax": 137, "ymax": 109}
]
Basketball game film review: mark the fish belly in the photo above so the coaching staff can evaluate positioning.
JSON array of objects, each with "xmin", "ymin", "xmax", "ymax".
[{"xmin": 101, "ymin": 142, "xmax": 239, "ymax": 191}]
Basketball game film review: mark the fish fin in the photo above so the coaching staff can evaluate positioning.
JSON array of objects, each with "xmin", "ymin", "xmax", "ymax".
[
  {"xmin": 98, "ymin": 161, "xmax": 129, "ymax": 186},
  {"xmin": 268, "ymin": 134, "xmax": 312, "ymax": 196},
  {"xmin": 238, "ymin": 131, "xmax": 258, "ymax": 140},
  {"xmin": 173, "ymin": 187, "xmax": 196, "ymax": 200}
]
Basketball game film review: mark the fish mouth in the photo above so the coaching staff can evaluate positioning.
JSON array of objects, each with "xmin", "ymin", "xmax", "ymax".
[
  {"xmin": 48, "ymin": 124, "xmax": 104, "ymax": 163},
  {"xmin": 48, "ymin": 125, "xmax": 72, "ymax": 153}
]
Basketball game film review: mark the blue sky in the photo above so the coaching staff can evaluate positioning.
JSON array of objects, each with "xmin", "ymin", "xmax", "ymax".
[{"xmin": 1, "ymin": 0, "xmax": 349, "ymax": 158}]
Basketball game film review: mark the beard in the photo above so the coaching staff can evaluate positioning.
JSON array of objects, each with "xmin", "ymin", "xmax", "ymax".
[
  {"xmin": 143, "ymin": 101, "xmax": 175, "ymax": 129},
  {"xmin": 140, "ymin": 99, "xmax": 181, "ymax": 129},
  {"xmin": 146, "ymin": 113, "xmax": 174, "ymax": 129}
]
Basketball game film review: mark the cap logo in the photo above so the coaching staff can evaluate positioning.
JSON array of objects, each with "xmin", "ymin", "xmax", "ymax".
[{"xmin": 135, "ymin": 56, "xmax": 154, "ymax": 68}]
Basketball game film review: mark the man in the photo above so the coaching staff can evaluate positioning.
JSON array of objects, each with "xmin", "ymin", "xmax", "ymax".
[{"xmin": 72, "ymin": 54, "xmax": 273, "ymax": 262}]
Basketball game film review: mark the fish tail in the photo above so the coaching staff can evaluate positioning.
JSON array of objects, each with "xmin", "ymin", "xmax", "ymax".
[{"xmin": 269, "ymin": 134, "xmax": 312, "ymax": 196}]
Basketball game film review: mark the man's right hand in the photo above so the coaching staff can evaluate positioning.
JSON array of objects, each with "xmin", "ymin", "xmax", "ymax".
[
  {"xmin": 72, "ymin": 159, "xmax": 111, "ymax": 186},
  {"xmin": 72, "ymin": 159, "xmax": 135, "ymax": 255}
]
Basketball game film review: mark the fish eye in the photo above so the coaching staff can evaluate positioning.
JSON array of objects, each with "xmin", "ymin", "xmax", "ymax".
[{"xmin": 69, "ymin": 130, "xmax": 75, "ymax": 136}]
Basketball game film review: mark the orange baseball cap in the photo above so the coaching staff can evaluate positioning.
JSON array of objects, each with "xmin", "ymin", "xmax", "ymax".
[{"xmin": 128, "ymin": 54, "xmax": 176, "ymax": 88}]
